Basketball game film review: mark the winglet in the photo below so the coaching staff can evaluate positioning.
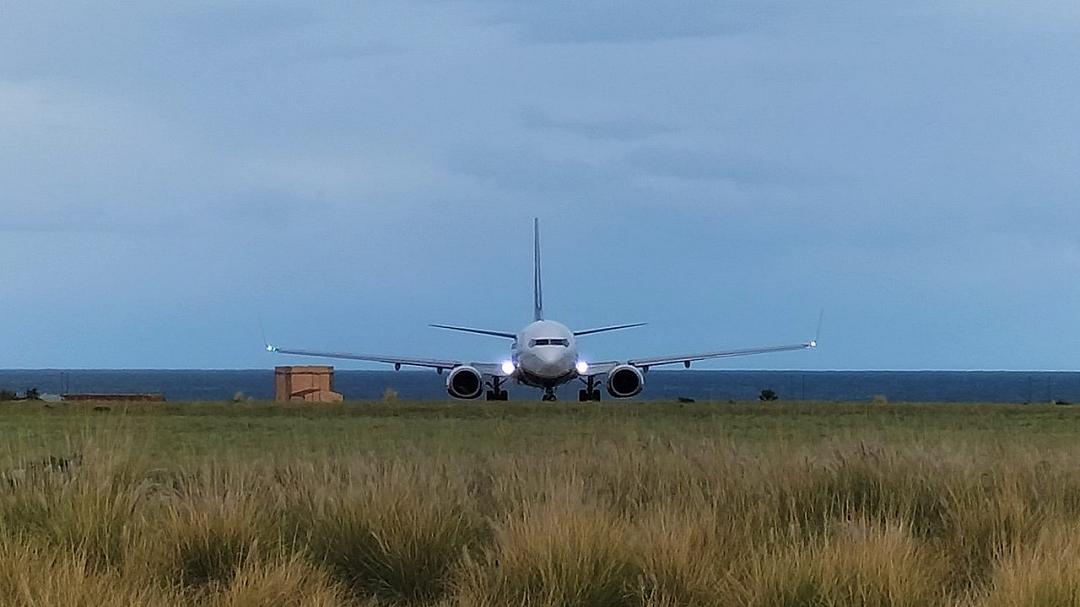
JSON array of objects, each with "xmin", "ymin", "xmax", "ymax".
[
  {"xmin": 260, "ymin": 319, "xmax": 278, "ymax": 353},
  {"xmin": 533, "ymin": 218, "xmax": 543, "ymax": 321},
  {"xmin": 810, "ymin": 309, "xmax": 824, "ymax": 348}
]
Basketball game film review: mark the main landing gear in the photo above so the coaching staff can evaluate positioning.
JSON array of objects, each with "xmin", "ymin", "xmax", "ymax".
[
  {"xmin": 486, "ymin": 376, "xmax": 509, "ymax": 401},
  {"xmin": 578, "ymin": 376, "xmax": 601, "ymax": 402}
]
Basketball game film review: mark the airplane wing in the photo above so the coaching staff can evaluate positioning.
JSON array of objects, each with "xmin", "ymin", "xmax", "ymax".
[
  {"xmin": 268, "ymin": 346, "xmax": 514, "ymax": 376},
  {"xmin": 585, "ymin": 312, "xmax": 822, "ymax": 373},
  {"xmin": 269, "ymin": 346, "xmax": 458, "ymax": 370},
  {"xmin": 582, "ymin": 340, "xmax": 817, "ymax": 374},
  {"xmin": 628, "ymin": 341, "xmax": 816, "ymax": 369}
]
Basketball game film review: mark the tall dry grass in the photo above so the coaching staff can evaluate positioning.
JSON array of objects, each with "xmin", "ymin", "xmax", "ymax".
[{"xmin": 2, "ymin": 428, "xmax": 1080, "ymax": 605}]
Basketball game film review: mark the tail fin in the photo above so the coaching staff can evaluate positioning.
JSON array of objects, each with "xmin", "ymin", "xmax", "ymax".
[{"xmin": 533, "ymin": 218, "xmax": 543, "ymax": 321}]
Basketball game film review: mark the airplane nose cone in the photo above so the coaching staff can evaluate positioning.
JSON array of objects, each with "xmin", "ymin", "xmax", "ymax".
[
  {"xmin": 537, "ymin": 349, "xmax": 562, "ymax": 364},
  {"xmin": 525, "ymin": 348, "xmax": 573, "ymax": 378}
]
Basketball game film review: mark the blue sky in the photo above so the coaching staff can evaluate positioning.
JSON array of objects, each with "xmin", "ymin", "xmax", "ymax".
[{"xmin": 2, "ymin": 1, "xmax": 1080, "ymax": 370}]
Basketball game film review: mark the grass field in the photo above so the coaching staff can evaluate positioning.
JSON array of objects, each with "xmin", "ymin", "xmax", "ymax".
[{"xmin": 3, "ymin": 400, "xmax": 1080, "ymax": 605}]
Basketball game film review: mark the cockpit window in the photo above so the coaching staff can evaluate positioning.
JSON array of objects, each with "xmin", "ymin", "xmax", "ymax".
[{"xmin": 529, "ymin": 339, "xmax": 570, "ymax": 347}]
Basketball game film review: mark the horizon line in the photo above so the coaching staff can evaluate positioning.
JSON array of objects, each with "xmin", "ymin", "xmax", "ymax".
[{"xmin": 1, "ymin": 367, "xmax": 1078, "ymax": 373}]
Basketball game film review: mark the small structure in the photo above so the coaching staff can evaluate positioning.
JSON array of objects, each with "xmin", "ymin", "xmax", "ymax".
[
  {"xmin": 62, "ymin": 394, "xmax": 166, "ymax": 402},
  {"xmin": 275, "ymin": 366, "xmax": 343, "ymax": 403}
]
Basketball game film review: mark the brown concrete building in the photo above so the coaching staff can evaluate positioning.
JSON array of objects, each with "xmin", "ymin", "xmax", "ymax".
[{"xmin": 274, "ymin": 366, "xmax": 343, "ymax": 403}]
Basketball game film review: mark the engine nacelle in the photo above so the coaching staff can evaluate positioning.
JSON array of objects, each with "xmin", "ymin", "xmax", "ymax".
[
  {"xmin": 446, "ymin": 366, "xmax": 484, "ymax": 400},
  {"xmin": 607, "ymin": 365, "xmax": 644, "ymax": 398}
]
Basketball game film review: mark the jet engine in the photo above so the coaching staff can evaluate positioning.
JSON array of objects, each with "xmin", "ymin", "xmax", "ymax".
[
  {"xmin": 447, "ymin": 366, "xmax": 484, "ymax": 400},
  {"xmin": 607, "ymin": 365, "xmax": 644, "ymax": 398}
]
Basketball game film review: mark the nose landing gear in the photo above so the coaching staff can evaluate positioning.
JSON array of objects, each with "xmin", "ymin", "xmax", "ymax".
[{"xmin": 542, "ymin": 388, "xmax": 558, "ymax": 402}]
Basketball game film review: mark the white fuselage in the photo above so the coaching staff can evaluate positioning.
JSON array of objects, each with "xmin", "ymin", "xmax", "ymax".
[{"xmin": 512, "ymin": 320, "xmax": 579, "ymax": 388}]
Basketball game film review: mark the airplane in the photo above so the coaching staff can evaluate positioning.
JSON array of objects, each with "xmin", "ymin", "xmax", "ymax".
[{"xmin": 267, "ymin": 219, "xmax": 818, "ymax": 402}]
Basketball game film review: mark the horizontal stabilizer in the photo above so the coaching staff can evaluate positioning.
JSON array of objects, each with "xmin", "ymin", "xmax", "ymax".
[
  {"xmin": 429, "ymin": 324, "xmax": 516, "ymax": 339},
  {"xmin": 573, "ymin": 323, "xmax": 647, "ymax": 337}
]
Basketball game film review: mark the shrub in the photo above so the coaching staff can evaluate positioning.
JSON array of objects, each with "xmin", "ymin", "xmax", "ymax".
[
  {"xmin": 631, "ymin": 509, "xmax": 732, "ymax": 606},
  {"xmin": 144, "ymin": 469, "xmax": 275, "ymax": 590},
  {"xmin": 0, "ymin": 449, "xmax": 151, "ymax": 569},
  {"xmin": 737, "ymin": 521, "xmax": 945, "ymax": 607},
  {"xmin": 213, "ymin": 554, "xmax": 351, "ymax": 607},
  {"xmin": 979, "ymin": 522, "xmax": 1080, "ymax": 607},
  {"xmin": 298, "ymin": 463, "xmax": 485, "ymax": 603},
  {"xmin": 0, "ymin": 540, "xmax": 178, "ymax": 606},
  {"xmin": 452, "ymin": 499, "xmax": 640, "ymax": 607}
]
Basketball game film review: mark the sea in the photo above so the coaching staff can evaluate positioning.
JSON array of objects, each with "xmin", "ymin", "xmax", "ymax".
[{"xmin": 1, "ymin": 370, "xmax": 1079, "ymax": 403}]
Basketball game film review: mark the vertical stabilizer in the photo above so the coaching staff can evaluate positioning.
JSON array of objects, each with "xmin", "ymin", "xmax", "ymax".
[{"xmin": 533, "ymin": 218, "xmax": 543, "ymax": 321}]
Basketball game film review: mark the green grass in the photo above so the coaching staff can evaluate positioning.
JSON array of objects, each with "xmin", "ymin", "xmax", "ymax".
[
  {"xmin": 5, "ymin": 400, "xmax": 1080, "ymax": 462},
  {"xmin": 1, "ymin": 401, "xmax": 1080, "ymax": 605}
]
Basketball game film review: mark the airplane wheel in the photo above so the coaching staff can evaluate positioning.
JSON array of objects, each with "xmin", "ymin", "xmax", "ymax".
[
  {"xmin": 542, "ymin": 394, "xmax": 557, "ymax": 402},
  {"xmin": 498, "ymin": 390, "xmax": 509, "ymax": 401},
  {"xmin": 579, "ymin": 389, "xmax": 590, "ymax": 402},
  {"xmin": 591, "ymin": 390, "xmax": 601, "ymax": 402},
  {"xmin": 486, "ymin": 391, "xmax": 499, "ymax": 401}
]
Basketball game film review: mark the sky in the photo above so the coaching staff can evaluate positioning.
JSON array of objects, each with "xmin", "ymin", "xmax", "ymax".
[{"xmin": 2, "ymin": 1, "xmax": 1080, "ymax": 370}]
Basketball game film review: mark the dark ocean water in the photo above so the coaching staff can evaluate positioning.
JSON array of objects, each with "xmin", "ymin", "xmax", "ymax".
[{"xmin": 1, "ymin": 369, "xmax": 1079, "ymax": 403}]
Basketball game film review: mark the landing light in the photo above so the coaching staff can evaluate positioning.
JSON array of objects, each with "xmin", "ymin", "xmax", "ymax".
[
  {"xmin": 575, "ymin": 361, "xmax": 589, "ymax": 375},
  {"xmin": 501, "ymin": 360, "xmax": 516, "ymax": 375}
]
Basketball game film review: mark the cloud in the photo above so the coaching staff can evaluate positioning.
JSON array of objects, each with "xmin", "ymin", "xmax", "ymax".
[
  {"xmin": 476, "ymin": 0, "xmax": 734, "ymax": 43},
  {"xmin": 520, "ymin": 107, "xmax": 674, "ymax": 140},
  {"xmin": 441, "ymin": 144, "xmax": 818, "ymax": 244},
  {"xmin": 477, "ymin": 0, "xmax": 845, "ymax": 44},
  {"xmin": 162, "ymin": 2, "xmax": 318, "ymax": 43},
  {"xmin": 624, "ymin": 146, "xmax": 805, "ymax": 187},
  {"xmin": 446, "ymin": 146, "xmax": 615, "ymax": 194},
  {"xmin": 4, "ymin": 0, "xmax": 1080, "ymax": 368},
  {"xmin": 210, "ymin": 193, "xmax": 304, "ymax": 228}
]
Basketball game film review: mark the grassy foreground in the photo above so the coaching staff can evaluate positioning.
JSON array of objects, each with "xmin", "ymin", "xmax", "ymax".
[{"xmin": 1, "ymin": 401, "xmax": 1080, "ymax": 605}]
